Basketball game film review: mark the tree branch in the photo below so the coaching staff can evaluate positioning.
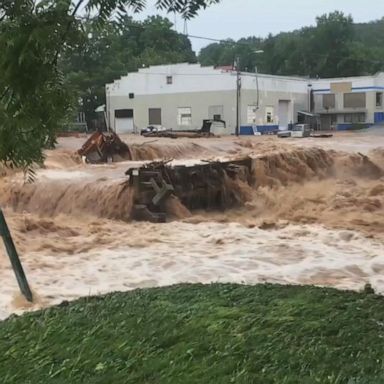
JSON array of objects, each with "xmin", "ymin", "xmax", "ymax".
[
  {"xmin": 51, "ymin": 0, "xmax": 86, "ymax": 66},
  {"xmin": 0, "ymin": 86, "xmax": 10, "ymax": 102}
]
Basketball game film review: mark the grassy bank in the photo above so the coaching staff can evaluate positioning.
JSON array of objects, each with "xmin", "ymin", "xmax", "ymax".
[{"xmin": 1, "ymin": 284, "xmax": 384, "ymax": 383}]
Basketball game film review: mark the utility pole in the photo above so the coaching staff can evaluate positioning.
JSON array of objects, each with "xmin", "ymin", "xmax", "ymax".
[
  {"xmin": 0, "ymin": 209, "xmax": 33, "ymax": 302},
  {"xmin": 308, "ymin": 83, "xmax": 313, "ymax": 112},
  {"xmin": 235, "ymin": 56, "xmax": 241, "ymax": 137}
]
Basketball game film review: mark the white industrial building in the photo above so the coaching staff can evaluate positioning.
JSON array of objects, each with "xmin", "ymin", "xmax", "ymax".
[{"xmin": 105, "ymin": 63, "xmax": 384, "ymax": 135}]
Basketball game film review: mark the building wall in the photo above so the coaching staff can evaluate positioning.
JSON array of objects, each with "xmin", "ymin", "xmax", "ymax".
[
  {"xmin": 106, "ymin": 64, "xmax": 384, "ymax": 133},
  {"xmin": 239, "ymin": 89, "xmax": 307, "ymax": 128},
  {"xmin": 312, "ymin": 73, "xmax": 384, "ymax": 128},
  {"xmin": 108, "ymin": 88, "xmax": 308, "ymax": 135},
  {"xmin": 106, "ymin": 64, "xmax": 309, "ymax": 134},
  {"xmin": 108, "ymin": 90, "xmax": 236, "ymax": 133}
]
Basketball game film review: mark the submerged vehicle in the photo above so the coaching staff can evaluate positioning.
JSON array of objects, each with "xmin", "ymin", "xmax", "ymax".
[
  {"xmin": 142, "ymin": 119, "xmax": 226, "ymax": 138},
  {"xmin": 77, "ymin": 131, "xmax": 132, "ymax": 163},
  {"xmin": 140, "ymin": 125, "xmax": 167, "ymax": 135},
  {"xmin": 278, "ymin": 124, "xmax": 311, "ymax": 138}
]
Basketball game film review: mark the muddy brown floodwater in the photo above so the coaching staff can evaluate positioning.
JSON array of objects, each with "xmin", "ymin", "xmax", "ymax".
[{"xmin": 1, "ymin": 130, "xmax": 384, "ymax": 319}]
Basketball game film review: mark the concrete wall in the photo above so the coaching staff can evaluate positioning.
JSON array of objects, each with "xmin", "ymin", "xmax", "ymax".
[
  {"xmin": 106, "ymin": 64, "xmax": 384, "ymax": 133},
  {"xmin": 107, "ymin": 63, "xmax": 308, "ymax": 98},
  {"xmin": 108, "ymin": 90, "xmax": 236, "ymax": 133},
  {"xmin": 106, "ymin": 64, "xmax": 309, "ymax": 135},
  {"xmin": 108, "ymin": 88, "xmax": 308, "ymax": 135}
]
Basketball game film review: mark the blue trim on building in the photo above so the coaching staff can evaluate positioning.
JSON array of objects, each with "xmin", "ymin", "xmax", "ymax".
[
  {"xmin": 353, "ymin": 86, "xmax": 384, "ymax": 91},
  {"xmin": 336, "ymin": 123, "xmax": 373, "ymax": 131},
  {"xmin": 240, "ymin": 125, "xmax": 279, "ymax": 135},
  {"xmin": 374, "ymin": 112, "xmax": 384, "ymax": 124},
  {"xmin": 313, "ymin": 86, "xmax": 384, "ymax": 94},
  {"xmin": 240, "ymin": 126, "xmax": 255, "ymax": 135},
  {"xmin": 256, "ymin": 125, "xmax": 279, "ymax": 134}
]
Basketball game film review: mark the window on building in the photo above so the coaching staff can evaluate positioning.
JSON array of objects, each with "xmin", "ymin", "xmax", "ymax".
[
  {"xmin": 344, "ymin": 113, "xmax": 366, "ymax": 123},
  {"xmin": 344, "ymin": 92, "xmax": 366, "ymax": 108},
  {"xmin": 166, "ymin": 76, "xmax": 173, "ymax": 85},
  {"xmin": 376, "ymin": 92, "xmax": 383, "ymax": 107},
  {"xmin": 115, "ymin": 109, "xmax": 134, "ymax": 118},
  {"xmin": 213, "ymin": 114, "xmax": 222, "ymax": 121},
  {"xmin": 323, "ymin": 94, "xmax": 335, "ymax": 109},
  {"xmin": 177, "ymin": 107, "xmax": 192, "ymax": 126},
  {"xmin": 247, "ymin": 105, "xmax": 257, "ymax": 124},
  {"xmin": 265, "ymin": 106, "xmax": 274, "ymax": 123},
  {"xmin": 129, "ymin": 93, "xmax": 134, "ymax": 99}
]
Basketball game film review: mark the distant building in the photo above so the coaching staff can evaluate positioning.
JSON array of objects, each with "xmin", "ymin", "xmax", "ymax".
[
  {"xmin": 311, "ymin": 73, "xmax": 384, "ymax": 130},
  {"xmin": 105, "ymin": 63, "xmax": 384, "ymax": 134}
]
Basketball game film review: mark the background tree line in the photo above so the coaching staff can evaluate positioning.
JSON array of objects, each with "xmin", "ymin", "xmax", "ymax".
[
  {"xmin": 61, "ymin": 15, "xmax": 196, "ymax": 129},
  {"xmin": 0, "ymin": 0, "xmax": 217, "ymax": 169},
  {"xmin": 64, "ymin": 11, "xmax": 384, "ymax": 129},
  {"xmin": 199, "ymin": 12, "xmax": 384, "ymax": 78},
  {"xmin": 1, "ymin": 2, "xmax": 383, "ymax": 169}
]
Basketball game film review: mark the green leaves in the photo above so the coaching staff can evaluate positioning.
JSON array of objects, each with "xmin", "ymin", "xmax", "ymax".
[
  {"xmin": 61, "ymin": 15, "xmax": 195, "ymax": 128},
  {"xmin": 84, "ymin": 0, "xmax": 220, "ymax": 24},
  {"xmin": 0, "ymin": 0, "xmax": 219, "ymax": 169},
  {"xmin": 155, "ymin": 0, "xmax": 220, "ymax": 19},
  {"xmin": 198, "ymin": 11, "xmax": 384, "ymax": 78}
]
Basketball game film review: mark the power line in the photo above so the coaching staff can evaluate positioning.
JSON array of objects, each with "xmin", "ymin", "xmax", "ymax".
[
  {"xmin": 186, "ymin": 34, "xmax": 260, "ymax": 47},
  {"xmin": 77, "ymin": 17, "xmax": 384, "ymax": 67},
  {"xmin": 186, "ymin": 34, "xmax": 231, "ymax": 44},
  {"xmin": 187, "ymin": 33, "xmax": 384, "ymax": 66}
]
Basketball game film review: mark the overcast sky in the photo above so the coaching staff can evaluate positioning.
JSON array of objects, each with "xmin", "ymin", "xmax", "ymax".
[{"xmin": 136, "ymin": 0, "xmax": 384, "ymax": 53}]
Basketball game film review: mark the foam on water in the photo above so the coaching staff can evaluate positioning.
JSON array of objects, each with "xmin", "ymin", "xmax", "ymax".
[
  {"xmin": 1, "ymin": 221, "xmax": 383, "ymax": 320},
  {"xmin": 1, "ymin": 138, "xmax": 384, "ymax": 320}
]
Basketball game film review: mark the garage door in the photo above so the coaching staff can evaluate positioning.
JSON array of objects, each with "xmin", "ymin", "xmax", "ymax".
[
  {"xmin": 115, "ymin": 118, "xmax": 134, "ymax": 134},
  {"xmin": 278, "ymin": 100, "xmax": 290, "ymax": 130},
  {"xmin": 114, "ymin": 109, "xmax": 134, "ymax": 134}
]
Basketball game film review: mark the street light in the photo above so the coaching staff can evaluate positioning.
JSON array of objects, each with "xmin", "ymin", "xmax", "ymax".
[
  {"xmin": 253, "ymin": 50, "xmax": 264, "ymax": 112},
  {"xmin": 235, "ymin": 50, "xmax": 264, "ymax": 136}
]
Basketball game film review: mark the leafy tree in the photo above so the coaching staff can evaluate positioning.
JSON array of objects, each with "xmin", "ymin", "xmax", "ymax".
[
  {"xmin": 199, "ymin": 37, "xmax": 264, "ymax": 72},
  {"xmin": 198, "ymin": 11, "xmax": 384, "ymax": 78},
  {"xmin": 62, "ymin": 15, "xmax": 196, "ymax": 129},
  {"xmin": 0, "ymin": 0, "xmax": 220, "ymax": 169}
]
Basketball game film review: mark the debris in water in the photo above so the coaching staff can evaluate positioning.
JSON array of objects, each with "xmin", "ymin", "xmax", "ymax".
[
  {"xmin": 78, "ymin": 131, "xmax": 132, "ymax": 163},
  {"xmin": 126, "ymin": 157, "xmax": 253, "ymax": 222},
  {"xmin": 142, "ymin": 119, "xmax": 225, "ymax": 138}
]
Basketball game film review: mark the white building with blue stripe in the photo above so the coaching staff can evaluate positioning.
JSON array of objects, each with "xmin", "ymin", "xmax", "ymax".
[
  {"xmin": 106, "ymin": 64, "xmax": 384, "ymax": 134},
  {"xmin": 311, "ymin": 72, "xmax": 384, "ymax": 130}
]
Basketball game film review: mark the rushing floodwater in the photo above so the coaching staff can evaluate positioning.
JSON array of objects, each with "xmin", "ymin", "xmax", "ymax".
[
  {"xmin": 1, "ymin": 133, "xmax": 384, "ymax": 319},
  {"xmin": 1, "ymin": 221, "xmax": 384, "ymax": 319}
]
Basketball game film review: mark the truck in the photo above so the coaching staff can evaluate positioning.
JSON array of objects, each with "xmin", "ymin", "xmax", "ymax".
[{"xmin": 277, "ymin": 124, "xmax": 311, "ymax": 138}]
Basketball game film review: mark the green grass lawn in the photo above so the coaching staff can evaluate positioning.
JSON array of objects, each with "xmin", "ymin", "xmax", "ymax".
[{"xmin": 1, "ymin": 283, "xmax": 384, "ymax": 384}]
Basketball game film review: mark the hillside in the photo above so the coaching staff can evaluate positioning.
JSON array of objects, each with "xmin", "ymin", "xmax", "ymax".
[{"xmin": 355, "ymin": 18, "xmax": 384, "ymax": 49}]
